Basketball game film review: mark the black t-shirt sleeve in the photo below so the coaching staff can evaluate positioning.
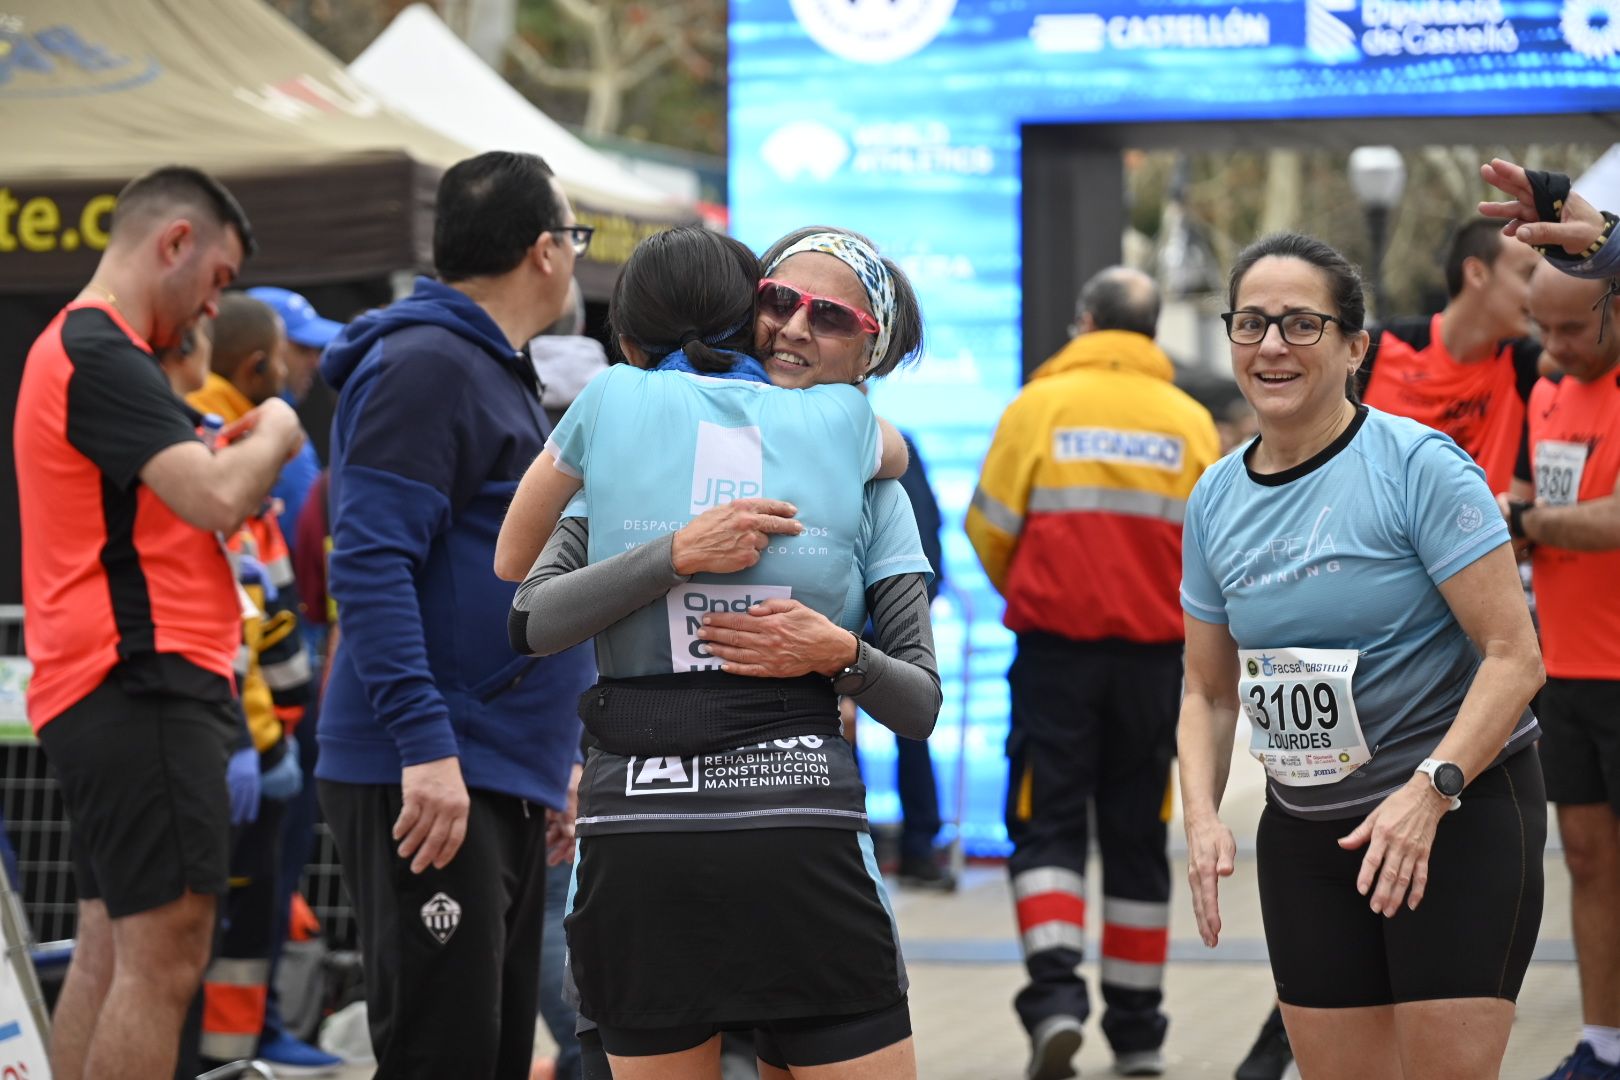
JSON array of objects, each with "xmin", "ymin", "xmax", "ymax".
[
  {"xmin": 896, "ymin": 433, "xmax": 945, "ymax": 599},
  {"xmin": 61, "ymin": 309, "xmax": 200, "ymax": 491},
  {"xmin": 1509, "ymin": 339, "xmax": 1543, "ymax": 485},
  {"xmin": 1510, "ymin": 338, "xmax": 1543, "ymax": 404}
]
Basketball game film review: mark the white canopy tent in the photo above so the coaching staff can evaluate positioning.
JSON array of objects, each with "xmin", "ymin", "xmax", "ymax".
[
  {"xmin": 351, "ymin": 4, "xmax": 694, "ymax": 295},
  {"xmin": 1576, "ymin": 145, "xmax": 1620, "ymax": 220}
]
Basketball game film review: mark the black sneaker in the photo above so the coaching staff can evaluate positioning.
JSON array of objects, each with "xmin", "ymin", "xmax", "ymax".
[
  {"xmin": 1235, "ymin": 1007, "xmax": 1292, "ymax": 1080},
  {"xmin": 897, "ymin": 852, "xmax": 957, "ymax": 891}
]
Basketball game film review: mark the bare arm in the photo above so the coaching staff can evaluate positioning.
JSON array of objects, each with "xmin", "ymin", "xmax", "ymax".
[
  {"xmin": 1519, "ymin": 470, "xmax": 1620, "ymax": 550},
  {"xmin": 1338, "ymin": 543, "xmax": 1544, "ymax": 916},
  {"xmin": 495, "ymin": 448, "xmax": 583, "ymax": 581},
  {"xmin": 875, "ymin": 417, "xmax": 909, "ymax": 480},
  {"xmin": 1479, "ymin": 158, "xmax": 1620, "ymax": 278},
  {"xmin": 139, "ymin": 399, "xmax": 303, "ymax": 534},
  {"xmin": 1177, "ymin": 613, "xmax": 1242, "ymax": 948},
  {"xmin": 1426, "ymin": 544, "xmax": 1544, "ymax": 777},
  {"xmin": 1496, "ymin": 479, "xmax": 1536, "ymax": 560}
]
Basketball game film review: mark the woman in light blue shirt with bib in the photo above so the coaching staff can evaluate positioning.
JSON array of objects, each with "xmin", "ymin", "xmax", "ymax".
[
  {"xmin": 1177, "ymin": 233, "xmax": 1546, "ymax": 1080},
  {"xmin": 499, "ymin": 226, "xmax": 941, "ymax": 1080}
]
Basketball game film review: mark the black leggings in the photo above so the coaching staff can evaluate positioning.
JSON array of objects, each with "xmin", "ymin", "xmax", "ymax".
[{"xmin": 1256, "ymin": 748, "xmax": 1546, "ymax": 1008}]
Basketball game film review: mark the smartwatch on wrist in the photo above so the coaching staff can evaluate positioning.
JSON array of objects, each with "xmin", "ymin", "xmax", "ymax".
[
  {"xmin": 832, "ymin": 638, "xmax": 869, "ymax": 696},
  {"xmin": 1415, "ymin": 758, "xmax": 1464, "ymax": 811},
  {"xmin": 1507, "ymin": 498, "xmax": 1535, "ymax": 541}
]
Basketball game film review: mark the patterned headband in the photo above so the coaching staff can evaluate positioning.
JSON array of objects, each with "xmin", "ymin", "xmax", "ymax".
[{"xmin": 765, "ymin": 232, "xmax": 895, "ymax": 373}]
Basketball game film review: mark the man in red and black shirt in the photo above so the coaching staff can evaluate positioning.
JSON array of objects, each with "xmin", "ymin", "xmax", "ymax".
[
  {"xmin": 1361, "ymin": 217, "xmax": 1544, "ymax": 494},
  {"xmin": 14, "ymin": 166, "xmax": 304, "ymax": 1080}
]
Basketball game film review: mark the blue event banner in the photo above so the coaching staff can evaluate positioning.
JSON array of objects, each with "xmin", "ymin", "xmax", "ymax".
[{"xmin": 730, "ymin": 0, "xmax": 1620, "ymax": 852}]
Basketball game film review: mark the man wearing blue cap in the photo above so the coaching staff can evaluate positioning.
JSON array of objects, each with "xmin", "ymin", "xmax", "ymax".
[{"xmin": 244, "ymin": 285, "xmax": 345, "ymax": 1076}]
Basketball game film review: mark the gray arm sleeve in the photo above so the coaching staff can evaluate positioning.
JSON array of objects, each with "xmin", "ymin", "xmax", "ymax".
[
  {"xmin": 507, "ymin": 518, "xmax": 689, "ymax": 657},
  {"xmin": 847, "ymin": 573, "xmax": 941, "ymax": 740}
]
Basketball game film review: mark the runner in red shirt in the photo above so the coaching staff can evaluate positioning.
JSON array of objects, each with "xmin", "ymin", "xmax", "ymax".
[
  {"xmin": 13, "ymin": 166, "xmax": 304, "ymax": 1080},
  {"xmin": 1503, "ymin": 262, "xmax": 1620, "ymax": 1080},
  {"xmin": 1362, "ymin": 218, "xmax": 1543, "ymax": 494}
]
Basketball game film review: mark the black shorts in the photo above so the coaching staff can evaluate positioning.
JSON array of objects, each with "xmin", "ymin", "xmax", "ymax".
[
  {"xmin": 566, "ymin": 828, "xmax": 906, "ymax": 1030},
  {"xmin": 1256, "ymin": 748, "xmax": 1546, "ymax": 1008},
  {"xmin": 1537, "ymin": 677, "xmax": 1620, "ymax": 812},
  {"xmin": 595, "ymin": 998, "xmax": 912, "ymax": 1067},
  {"xmin": 37, "ymin": 676, "xmax": 237, "ymax": 918}
]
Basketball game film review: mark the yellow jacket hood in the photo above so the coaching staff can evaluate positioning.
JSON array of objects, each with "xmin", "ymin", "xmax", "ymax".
[{"xmin": 1029, "ymin": 330, "xmax": 1176, "ymax": 385}]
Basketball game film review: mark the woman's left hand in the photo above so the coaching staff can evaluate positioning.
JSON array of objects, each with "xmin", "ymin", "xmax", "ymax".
[
  {"xmin": 1337, "ymin": 777, "xmax": 1450, "ymax": 916},
  {"xmin": 545, "ymin": 762, "xmax": 582, "ymax": 867},
  {"xmin": 696, "ymin": 598, "xmax": 858, "ymax": 678}
]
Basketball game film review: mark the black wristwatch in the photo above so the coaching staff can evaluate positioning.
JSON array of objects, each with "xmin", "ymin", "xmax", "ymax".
[
  {"xmin": 1416, "ymin": 758, "xmax": 1465, "ymax": 811},
  {"xmin": 1507, "ymin": 498, "xmax": 1535, "ymax": 540},
  {"xmin": 832, "ymin": 638, "xmax": 870, "ymax": 696}
]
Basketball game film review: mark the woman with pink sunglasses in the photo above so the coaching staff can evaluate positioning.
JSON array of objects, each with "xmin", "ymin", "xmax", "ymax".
[{"xmin": 500, "ymin": 224, "xmax": 939, "ymax": 1080}]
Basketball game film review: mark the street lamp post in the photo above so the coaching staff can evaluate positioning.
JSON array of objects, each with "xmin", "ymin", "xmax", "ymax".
[{"xmin": 1348, "ymin": 146, "xmax": 1407, "ymax": 322}]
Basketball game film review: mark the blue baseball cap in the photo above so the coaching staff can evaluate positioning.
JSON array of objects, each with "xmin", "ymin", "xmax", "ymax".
[{"xmin": 247, "ymin": 286, "xmax": 343, "ymax": 349}]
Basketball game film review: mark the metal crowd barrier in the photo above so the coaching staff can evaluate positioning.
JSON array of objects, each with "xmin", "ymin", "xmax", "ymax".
[
  {"xmin": 0, "ymin": 604, "xmax": 78, "ymax": 952},
  {"xmin": 0, "ymin": 604, "xmax": 359, "ymax": 956}
]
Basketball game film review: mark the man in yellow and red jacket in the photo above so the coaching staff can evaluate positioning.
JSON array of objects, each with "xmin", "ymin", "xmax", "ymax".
[
  {"xmin": 186, "ymin": 294, "xmax": 315, "ymax": 1068},
  {"xmin": 968, "ymin": 267, "xmax": 1218, "ymax": 1080}
]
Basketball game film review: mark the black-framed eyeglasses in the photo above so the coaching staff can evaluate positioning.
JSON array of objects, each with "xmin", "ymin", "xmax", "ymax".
[
  {"xmin": 1221, "ymin": 310, "xmax": 1344, "ymax": 346},
  {"xmin": 551, "ymin": 225, "xmax": 594, "ymax": 256}
]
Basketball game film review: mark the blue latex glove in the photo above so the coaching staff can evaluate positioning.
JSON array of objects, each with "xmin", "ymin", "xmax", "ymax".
[
  {"xmin": 260, "ymin": 738, "xmax": 303, "ymax": 802},
  {"xmin": 227, "ymin": 746, "xmax": 261, "ymax": 825},
  {"xmin": 236, "ymin": 553, "xmax": 277, "ymax": 602}
]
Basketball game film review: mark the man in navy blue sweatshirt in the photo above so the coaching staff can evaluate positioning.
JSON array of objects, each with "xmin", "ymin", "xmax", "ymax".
[{"xmin": 316, "ymin": 151, "xmax": 596, "ymax": 1079}]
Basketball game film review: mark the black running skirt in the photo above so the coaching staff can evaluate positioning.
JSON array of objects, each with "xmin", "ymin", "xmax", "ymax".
[{"xmin": 565, "ymin": 827, "xmax": 907, "ymax": 1028}]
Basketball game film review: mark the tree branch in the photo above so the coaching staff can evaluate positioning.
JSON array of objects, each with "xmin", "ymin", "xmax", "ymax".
[
  {"xmin": 506, "ymin": 34, "xmax": 597, "ymax": 91},
  {"xmin": 620, "ymin": 16, "xmax": 658, "ymax": 56},
  {"xmin": 613, "ymin": 35, "xmax": 682, "ymax": 90},
  {"xmin": 552, "ymin": 0, "xmax": 608, "ymax": 32}
]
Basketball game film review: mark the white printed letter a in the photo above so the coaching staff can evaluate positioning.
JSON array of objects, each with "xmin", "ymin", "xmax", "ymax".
[{"xmin": 637, "ymin": 757, "xmax": 690, "ymax": 784}]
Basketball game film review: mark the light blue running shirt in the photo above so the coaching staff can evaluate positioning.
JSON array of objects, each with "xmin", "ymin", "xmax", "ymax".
[
  {"xmin": 1180, "ymin": 406, "xmax": 1539, "ymax": 820},
  {"xmin": 547, "ymin": 364, "xmax": 885, "ymax": 677},
  {"xmin": 837, "ymin": 479, "xmax": 933, "ymax": 631}
]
